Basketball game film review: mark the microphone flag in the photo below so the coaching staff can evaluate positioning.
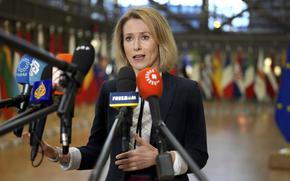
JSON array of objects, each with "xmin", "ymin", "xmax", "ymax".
[
  {"xmin": 275, "ymin": 42, "xmax": 290, "ymax": 142},
  {"xmin": 29, "ymin": 80, "xmax": 53, "ymax": 105},
  {"xmin": 16, "ymin": 54, "xmax": 31, "ymax": 84},
  {"xmin": 29, "ymin": 57, "xmax": 48, "ymax": 85},
  {"xmin": 109, "ymin": 92, "xmax": 139, "ymax": 108}
]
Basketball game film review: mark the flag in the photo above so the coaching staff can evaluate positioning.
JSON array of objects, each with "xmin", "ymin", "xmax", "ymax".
[
  {"xmin": 221, "ymin": 52, "xmax": 234, "ymax": 99},
  {"xmin": 100, "ymin": 33, "xmax": 108, "ymax": 59},
  {"xmin": 37, "ymin": 24, "xmax": 45, "ymax": 49},
  {"xmin": 13, "ymin": 22, "xmax": 22, "ymax": 81},
  {"xmin": 264, "ymin": 53, "xmax": 279, "ymax": 100},
  {"xmin": 275, "ymin": 42, "xmax": 290, "ymax": 142},
  {"xmin": 212, "ymin": 48, "xmax": 223, "ymax": 98},
  {"xmin": 181, "ymin": 51, "xmax": 192, "ymax": 78},
  {"xmin": 254, "ymin": 49, "xmax": 268, "ymax": 101},
  {"xmin": 189, "ymin": 49, "xmax": 200, "ymax": 82},
  {"xmin": 68, "ymin": 29, "xmax": 76, "ymax": 54},
  {"xmin": 57, "ymin": 27, "xmax": 64, "ymax": 54},
  {"xmin": 200, "ymin": 53, "xmax": 213, "ymax": 100},
  {"xmin": 25, "ymin": 23, "xmax": 32, "ymax": 42},
  {"xmin": 233, "ymin": 49, "xmax": 245, "ymax": 99},
  {"xmin": 0, "ymin": 46, "xmax": 19, "ymax": 119},
  {"xmin": 49, "ymin": 26, "xmax": 56, "ymax": 54},
  {"xmin": 244, "ymin": 49, "xmax": 256, "ymax": 100}
]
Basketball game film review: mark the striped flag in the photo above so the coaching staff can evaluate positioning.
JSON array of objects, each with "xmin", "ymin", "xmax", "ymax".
[
  {"xmin": 264, "ymin": 53, "xmax": 279, "ymax": 100},
  {"xmin": 25, "ymin": 23, "xmax": 32, "ymax": 42},
  {"xmin": 100, "ymin": 33, "xmax": 108, "ymax": 59},
  {"xmin": 275, "ymin": 42, "xmax": 290, "ymax": 142},
  {"xmin": 254, "ymin": 49, "xmax": 268, "ymax": 101},
  {"xmin": 221, "ymin": 52, "xmax": 234, "ymax": 99},
  {"xmin": 244, "ymin": 49, "xmax": 256, "ymax": 100},
  {"xmin": 0, "ymin": 46, "xmax": 19, "ymax": 119},
  {"xmin": 13, "ymin": 22, "xmax": 22, "ymax": 81},
  {"xmin": 233, "ymin": 49, "xmax": 245, "ymax": 99},
  {"xmin": 57, "ymin": 27, "xmax": 64, "ymax": 54},
  {"xmin": 189, "ymin": 50, "xmax": 200, "ymax": 82},
  {"xmin": 49, "ymin": 25, "xmax": 56, "ymax": 54},
  {"xmin": 37, "ymin": 24, "xmax": 45, "ymax": 49},
  {"xmin": 200, "ymin": 53, "xmax": 213, "ymax": 100},
  {"xmin": 212, "ymin": 48, "xmax": 223, "ymax": 98},
  {"xmin": 181, "ymin": 51, "xmax": 192, "ymax": 78},
  {"xmin": 68, "ymin": 28, "xmax": 76, "ymax": 54}
]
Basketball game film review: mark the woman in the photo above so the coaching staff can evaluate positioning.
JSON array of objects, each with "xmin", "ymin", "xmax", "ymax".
[{"xmin": 28, "ymin": 7, "xmax": 208, "ymax": 181}]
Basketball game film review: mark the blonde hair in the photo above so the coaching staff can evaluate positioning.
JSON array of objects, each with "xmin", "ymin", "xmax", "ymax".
[{"xmin": 112, "ymin": 7, "xmax": 178, "ymax": 72}]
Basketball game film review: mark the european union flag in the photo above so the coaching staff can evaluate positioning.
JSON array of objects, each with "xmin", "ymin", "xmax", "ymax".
[{"xmin": 275, "ymin": 42, "xmax": 290, "ymax": 142}]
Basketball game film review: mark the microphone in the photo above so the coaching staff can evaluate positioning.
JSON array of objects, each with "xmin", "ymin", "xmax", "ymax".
[
  {"xmin": 52, "ymin": 53, "xmax": 73, "ymax": 95},
  {"xmin": 58, "ymin": 44, "xmax": 95, "ymax": 154},
  {"xmin": 29, "ymin": 79, "xmax": 53, "ymax": 163},
  {"xmin": 109, "ymin": 66, "xmax": 138, "ymax": 152},
  {"xmin": 137, "ymin": 68, "xmax": 174, "ymax": 181},
  {"xmin": 27, "ymin": 57, "xmax": 52, "ymax": 163},
  {"xmin": 53, "ymin": 53, "xmax": 74, "ymax": 154},
  {"xmin": 0, "ymin": 54, "xmax": 32, "ymax": 112},
  {"xmin": 12, "ymin": 54, "xmax": 31, "ymax": 137},
  {"xmin": 0, "ymin": 56, "xmax": 52, "ymax": 137},
  {"xmin": 137, "ymin": 68, "xmax": 163, "ymax": 126}
]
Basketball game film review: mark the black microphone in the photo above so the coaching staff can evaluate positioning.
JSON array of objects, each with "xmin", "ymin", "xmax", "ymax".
[
  {"xmin": 58, "ymin": 43, "xmax": 95, "ymax": 154},
  {"xmin": 29, "ymin": 79, "xmax": 53, "ymax": 163},
  {"xmin": 115, "ymin": 66, "xmax": 136, "ymax": 152},
  {"xmin": 88, "ymin": 67, "xmax": 138, "ymax": 181},
  {"xmin": 28, "ymin": 58, "xmax": 52, "ymax": 163}
]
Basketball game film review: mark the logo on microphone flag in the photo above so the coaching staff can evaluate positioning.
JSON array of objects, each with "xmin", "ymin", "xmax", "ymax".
[
  {"xmin": 29, "ymin": 57, "xmax": 47, "ymax": 85},
  {"xmin": 109, "ymin": 92, "xmax": 139, "ymax": 108},
  {"xmin": 145, "ymin": 69, "xmax": 160, "ymax": 86},
  {"xmin": 30, "ymin": 80, "xmax": 53, "ymax": 105},
  {"xmin": 275, "ymin": 42, "xmax": 290, "ymax": 142},
  {"xmin": 16, "ymin": 54, "xmax": 31, "ymax": 84}
]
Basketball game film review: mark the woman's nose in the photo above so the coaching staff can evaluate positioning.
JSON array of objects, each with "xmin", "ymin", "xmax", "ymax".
[{"xmin": 133, "ymin": 39, "xmax": 141, "ymax": 51}]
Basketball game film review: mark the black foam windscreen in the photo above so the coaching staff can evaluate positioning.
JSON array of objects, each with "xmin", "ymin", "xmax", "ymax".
[
  {"xmin": 71, "ymin": 43, "xmax": 95, "ymax": 78},
  {"xmin": 117, "ymin": 66, "xmax": 136, "ymax": 92},
  {"xmin": 41, "ymin": 65, "xmax": 52, "ymax": 80}
]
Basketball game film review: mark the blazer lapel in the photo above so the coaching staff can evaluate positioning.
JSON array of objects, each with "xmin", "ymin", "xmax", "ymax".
[{"xmin": 159, "ymin": 72, "xmax": 177, "ymax": 123}]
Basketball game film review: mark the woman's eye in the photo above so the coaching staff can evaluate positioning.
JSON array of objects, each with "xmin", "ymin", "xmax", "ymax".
[
  {"xmin": 125, "ymin": 36, "xmax": 132, "ymax": 41},
  {"xmin": 141, "ymin": 35, "xmax": 150, "ymax": 40}
]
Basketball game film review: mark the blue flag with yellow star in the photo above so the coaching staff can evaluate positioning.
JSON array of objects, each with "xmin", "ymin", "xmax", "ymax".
[{"xmin": 275, "ymin": 42, "xmax": 290, "ymax": 142}]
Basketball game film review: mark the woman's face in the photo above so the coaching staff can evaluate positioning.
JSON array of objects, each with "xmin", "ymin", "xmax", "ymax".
[{"xmin": 122, "ymin": 18, "xmax": 159, "ymax": 73}]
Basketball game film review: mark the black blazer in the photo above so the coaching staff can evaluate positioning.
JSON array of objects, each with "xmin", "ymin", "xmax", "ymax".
[{"xmin": 78, "ymin": 72, "xmax": 208, "ymax": 181}]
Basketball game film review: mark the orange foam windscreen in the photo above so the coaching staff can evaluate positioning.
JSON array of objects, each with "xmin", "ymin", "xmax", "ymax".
[
  {"xmin": 136, "ymin": 68, "xmax": 163, "ymax": 100},
  {"xmin": 53, "ymin": 53, "xmax": 73, "ymax": 95}
]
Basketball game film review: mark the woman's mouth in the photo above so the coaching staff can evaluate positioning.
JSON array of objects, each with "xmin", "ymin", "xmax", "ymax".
[{"xmin": 133, "ymin": 54, "xmax": 145, "ymax": 61}]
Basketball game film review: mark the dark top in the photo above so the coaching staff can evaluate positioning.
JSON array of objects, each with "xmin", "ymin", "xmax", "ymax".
[{"xmin": 78, "ymin": 72, "xmax": 208, "ymax": 181}]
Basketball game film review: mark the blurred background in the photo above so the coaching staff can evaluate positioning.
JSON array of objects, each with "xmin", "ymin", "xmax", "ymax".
[{"xmin": 0, "ymin": 0, "xmax": 290, "ymax": 181}]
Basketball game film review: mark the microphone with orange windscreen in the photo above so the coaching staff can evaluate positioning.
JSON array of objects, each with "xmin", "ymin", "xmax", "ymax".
[
  {"xmin": 137, "ymin": 68, "xmax": 174, "ymax": 181},
  {"xmin": 53, "ymin": 53, "xmax": 73, "ymax": 95},
  {"xmin": 137, "ymin": 68, "xmax": 209, "ymax": 181},
  {"xmin": 137, "ymin": 68, "xmax": 163, "ymax": 122}
]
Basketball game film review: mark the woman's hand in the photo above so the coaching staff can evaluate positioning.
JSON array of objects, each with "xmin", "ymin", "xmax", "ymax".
[
  {"xmin": 115, "ymin": 133, "xmax": 158, "ymax": 171},
  {"xmin": 22, "ymin": 132, "xmax": 58, "ymax": 160}
]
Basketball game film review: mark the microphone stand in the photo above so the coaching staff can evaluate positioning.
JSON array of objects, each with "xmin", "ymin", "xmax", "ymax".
[
  {"xmin": 0, "ymin": 28, "xmax": 75, "ymax": 73},
  {"xmin": 148, "ymin": 97, "xmax": 209, "ymax": 181},
  {"xmin": 156, "ymin": 121, "xmax": 209, "ymax": 181},
  {"xmin": 88, "ymin": 107, "xmax": 128, "ymax": 181},
  {"xmin": 0, "ymin": 103, "xmax": 58, "ymax": 136},
  {"xmin": 0, "ymin": 95, "xmax": 28, "ymax": 108},
  {"xmin": 57, "ymin": 73, "xmax": 78, "ymax": 154}
]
